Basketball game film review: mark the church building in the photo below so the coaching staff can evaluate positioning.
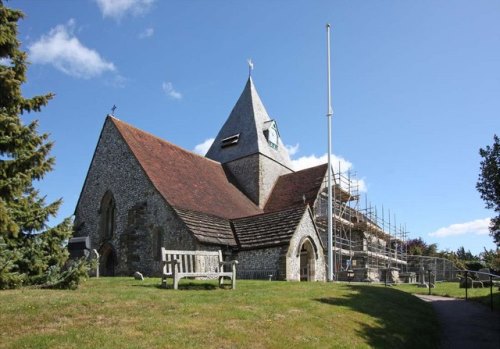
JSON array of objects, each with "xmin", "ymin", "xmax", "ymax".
[{"xmin": 74, "ymin": 77, "xmax": 329, "ymax": 281}]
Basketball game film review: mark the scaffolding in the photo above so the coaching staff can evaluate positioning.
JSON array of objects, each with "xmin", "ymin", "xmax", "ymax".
[{"xmin": 314, "ymin": 163, "xmax": 410, "ymax": 282}]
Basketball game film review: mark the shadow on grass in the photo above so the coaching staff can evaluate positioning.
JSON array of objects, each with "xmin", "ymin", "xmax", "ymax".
[
  {"xmin": 316, "ymin": 285, "xmax": 440, "ymax": 349},
  {"xmin": 131, "ymin": 279, "xmax": 234, "ymax": 291},
  {"xmin": 131, "ymin": 283, "xmax": 164, "ymax": 289}
]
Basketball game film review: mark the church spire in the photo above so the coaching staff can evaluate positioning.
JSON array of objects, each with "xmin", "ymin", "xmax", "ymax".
[
  {"xmin": 205, "ymin": 76, "xmax": 293, "ymax": 208},
  {"xmin": 206, "ymin": 76, "xmax": 292, "ymax": 170}
]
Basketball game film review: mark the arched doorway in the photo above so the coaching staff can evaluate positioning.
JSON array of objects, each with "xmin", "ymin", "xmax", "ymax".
[
  {"xmin": 99, "ymin": 243, "xmax": 116, "ymax": 276},
  {"xmin": 299, "ymin": 239, "xmax": 316, "ymax": 281}
]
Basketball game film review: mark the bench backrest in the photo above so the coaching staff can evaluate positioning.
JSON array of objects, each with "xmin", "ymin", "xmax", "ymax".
[{"xmin": 161, "ymin": 248, "xmax": 224, "ymax": 275}]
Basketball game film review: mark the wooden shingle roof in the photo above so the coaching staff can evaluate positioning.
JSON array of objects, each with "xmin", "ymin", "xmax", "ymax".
[
  {"xmin": 174, "ymin": 208, "xmax": 237, "ymax": 246},
  {"xmin": 232, "ymin": 206, "xmax": 307, "ymax": 249},
  {"xmin": 205, "ymin": 77, "xmax": 293, "ymax": 169}
]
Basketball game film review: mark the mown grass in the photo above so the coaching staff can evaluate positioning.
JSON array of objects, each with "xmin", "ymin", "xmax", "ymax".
[
  {"xmin": 396, "ymin": 282, "xmax": 500, "ymax": 310},
  {"xmin": 0, "ymin": 278, "xmax": 440, "ymax": 349}
]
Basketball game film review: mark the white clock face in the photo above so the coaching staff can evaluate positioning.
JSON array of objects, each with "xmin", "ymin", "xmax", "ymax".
[
  {"xmin": 267, "ymin": 122, "xmax": 279, "ymax": 149},
  {"xmin": 269, "ymin": 127, "xmax": 278, "ymax": 145}
]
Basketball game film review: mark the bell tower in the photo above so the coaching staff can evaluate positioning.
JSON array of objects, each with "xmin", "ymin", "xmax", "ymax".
[{"xmin": 206, "ymin": 77, "xmax": 293, "ymax": 208}]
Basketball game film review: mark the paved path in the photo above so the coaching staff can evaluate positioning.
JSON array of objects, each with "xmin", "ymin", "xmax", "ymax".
[{"xmin": 416, "ymin": 295, "xmax": 500, "ymax": 349}]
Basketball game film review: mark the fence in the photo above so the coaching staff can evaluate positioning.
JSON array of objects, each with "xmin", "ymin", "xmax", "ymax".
[{"xmin": 405, "ymin": 255, "xmax": 458, "ymax": 281}]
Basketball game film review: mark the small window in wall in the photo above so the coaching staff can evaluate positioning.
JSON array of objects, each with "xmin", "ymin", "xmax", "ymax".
[
  {"xmin": 221, "ymin": 134, "xmax": 240, "ymax": 148},
  {"xmin": 152, "ymin": 228, "xmax": 163, "ymax": 261},
  {"xmin": 99, "ymin": 191, "xmax": 116, "ymax": 240}
]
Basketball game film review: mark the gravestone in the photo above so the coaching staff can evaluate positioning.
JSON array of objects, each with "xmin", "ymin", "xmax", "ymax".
[{"xmin": 134, "ymin": 271, "xmax": 144, "ymax": 281}]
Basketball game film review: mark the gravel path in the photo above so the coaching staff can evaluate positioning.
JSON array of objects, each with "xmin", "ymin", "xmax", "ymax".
[{"xmin": 416, "ymin": 294, "xmax": 500, "ymax": 349}]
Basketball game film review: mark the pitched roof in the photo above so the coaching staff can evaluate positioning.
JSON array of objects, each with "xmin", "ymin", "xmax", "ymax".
[
  {"xmin": 108, "ymin": 117, "xmax": 323, "ymax": 250},
  {"xmin": 264, "ymin": 164, "xmax": 327, "ymax": 213},
  {"xmin": 232, "ymin": 205, "xmax": 307, "ymax": 249},
  {"xmin": 205, "ymin": 77, "xmax": 292, "ymax": 169},
  {"xmin": 110, "ymin": 117, "xmax": 262, "ymax": 220},
  {"xmin": 173, "ymin": 208, "xmax": 237, "ymax": 246}
]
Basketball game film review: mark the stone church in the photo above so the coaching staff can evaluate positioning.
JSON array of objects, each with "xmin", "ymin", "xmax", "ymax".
[{"xmin": 74, "ymin": 76, "xmax": 332, "ymax": 281}]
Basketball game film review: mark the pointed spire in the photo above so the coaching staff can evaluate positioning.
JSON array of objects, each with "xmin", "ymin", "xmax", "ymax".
[{"xmin": 206, "ymin": 77, "xmax": 292, "ymax": 170}]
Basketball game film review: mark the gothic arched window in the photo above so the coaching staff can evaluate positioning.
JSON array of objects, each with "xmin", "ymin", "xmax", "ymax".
[{"xmin": 100, "ymin": 191, "xmax": 116, "ymax": 240}]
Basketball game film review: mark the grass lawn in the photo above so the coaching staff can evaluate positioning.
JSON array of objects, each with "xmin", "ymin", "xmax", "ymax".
[
  {"xmin": 395, "ymin": 282, "xmax": 500, "ymax": 310},
  {"xmin": 0, "ymin": 278, "xmax": 440, "ymax": 349}
]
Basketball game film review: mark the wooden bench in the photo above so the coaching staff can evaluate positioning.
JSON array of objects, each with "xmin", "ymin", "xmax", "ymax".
[{"xmin": 161, "ymin": 248, "xmax": 238, "ymax": 290}]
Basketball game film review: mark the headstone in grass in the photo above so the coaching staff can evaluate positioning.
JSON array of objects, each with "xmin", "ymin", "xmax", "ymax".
[
  {"xmin": 134, "ymin": 271, "xmax": 144, "ymax": 281},
  {"xmin": 418, "ymin": 266, "xmax": 428, "ymax": 288}
]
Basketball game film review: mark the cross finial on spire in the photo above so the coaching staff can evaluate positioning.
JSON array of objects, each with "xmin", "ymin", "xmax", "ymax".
[
  {"xmin": 247, "ymin": 58, "xmax": 254, "ymax": 77},
  {"xmin": 111, "ymin": 104, "xmax": 117, "ymax": 116}
]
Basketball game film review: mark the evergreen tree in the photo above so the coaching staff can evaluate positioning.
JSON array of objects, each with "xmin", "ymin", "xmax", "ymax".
[
  {"xmin": 476, "ymin": 135, "xmax": 500, "ymax": 246},
  {"xmin": 0, "ymin": 2, "xmax": 88, "ymax": 289}
]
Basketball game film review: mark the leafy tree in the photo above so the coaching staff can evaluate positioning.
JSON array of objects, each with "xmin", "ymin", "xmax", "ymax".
[
  {"xmin": 456, "ymin": 246, "xmax": 476, "ymax": 261},
  {"xmin": 455, "ymin": 246, "xmax": 484, "ymax": 271},
  {"xmin": 479, "ymin": 248, "xmax": 500, "ymax": 272},
  {"xmin": 0, "ymin": 2, "xmax": 88, "ymax": 289},
  {"xmin": 476, "ymin": 134, "xmax": 500, "ymax": 246},
  {"xmin": 405, "ymin": 237, "xmax": 438, "ymax": 256}
]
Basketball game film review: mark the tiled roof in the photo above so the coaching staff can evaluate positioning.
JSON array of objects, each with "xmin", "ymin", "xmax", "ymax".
[
  {"xmin": 111, "ymin": 117, "xmax": 262, "ymax": 220},
  {"xmin": 232, "ymin": 205, "xmax": 307, "ymax": 249},
  {"xmin": 264, "ymin": 164, "xmax": 327, "ymax": 213},
  {"xmin": 174, "ymin": 208, "xmax": 237, "ymax": 246},
  {"xmin": 108, "ymin": 117, "xmax": 322, "ymax": 250}
]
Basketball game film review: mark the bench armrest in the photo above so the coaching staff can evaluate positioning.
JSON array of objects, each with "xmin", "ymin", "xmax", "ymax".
[{"xmin": 220, "ymin": 260, "xmax": 238, "ymax": 266}]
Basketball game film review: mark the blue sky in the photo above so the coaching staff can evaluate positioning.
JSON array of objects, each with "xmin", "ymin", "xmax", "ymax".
[{"xmin": 10, "ymin": 0, "xmax": 499, "ymax": 255}]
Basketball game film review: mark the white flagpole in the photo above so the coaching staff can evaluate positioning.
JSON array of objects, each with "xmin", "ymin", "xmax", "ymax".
[{"xmin": 326, "ymin": 23, "xmax": 334, "ymax": 282}]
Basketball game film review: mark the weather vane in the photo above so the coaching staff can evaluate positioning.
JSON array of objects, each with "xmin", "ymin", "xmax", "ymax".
[
  {"xmin": 247, "ymin": 58, "xmax": 254, "ymax": 77},
  {"xmin": 111, "ymin": 105, "xmax": 117, "ymax": 116}
]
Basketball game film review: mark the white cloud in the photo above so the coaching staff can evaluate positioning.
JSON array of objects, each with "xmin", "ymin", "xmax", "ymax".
[
  {"xmin": 138, "ymin": 27, "xmax": 154, "ymax": 39},
  {"xmin": 162, "ymin": 81, "xmax": 182, "ymax": 100},
  {"xmin": 291, "ymin": 152, "xmax": 367, "ymax": 192},
  {"xmin": 291, "ymin": 153, "xmax": 328, "ymax": 171},
  {"xmin": 191, "ymin": 137, "xmax": 367, "ymax": 191},
  {"xmin": 193, "ymin": 138, "xmax": 214, "ymax": 155},
  {"xmin": 428, "ymin": 218, "xmax": 491, "ymax": 238},
  {"xmin": 291, "ymin": 152, "xmax": 350, "ymax": 172},
  {"xmin": 285, "ymin": 143, "xmax": 300, "ymax": 157},
  {"xmin": 95, "ymin": 0, "xmax": 155, "ymax": 19},
  {"xmin": 28, "ymin": 19, "xmax": 116, "ymax": 79}
]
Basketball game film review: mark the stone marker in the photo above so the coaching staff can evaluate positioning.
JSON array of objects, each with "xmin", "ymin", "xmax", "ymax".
[{"xmin": 134, "ymin": 271, "xmax": 144, "ymax": 281}]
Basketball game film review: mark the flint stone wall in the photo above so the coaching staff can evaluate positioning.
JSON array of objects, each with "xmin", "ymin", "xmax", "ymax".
[
  {"xmin": 223, "ymin": 154, "xmax": 292, "ymax": 208},
  {"xmin": 236, "ymin": 247, "xmax": 284, "ymax": 280},
  {"xmin": 74, "ymin": 119, "xmax": 196, "ymax": 276},
  {"xmin": 286, "ymin": 211, "xmax": 326, "ymax": 281}
]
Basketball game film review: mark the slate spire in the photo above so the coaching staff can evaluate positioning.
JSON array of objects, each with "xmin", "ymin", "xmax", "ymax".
[{"xmin": 206, "ymin": 77, "xmax": 293, "ymax": 170}]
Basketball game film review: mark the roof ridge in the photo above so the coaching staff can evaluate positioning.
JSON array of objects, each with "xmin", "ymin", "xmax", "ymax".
[{"xmin": 109, "ymin": 116, "xmax": 223, "ymax": 166}]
